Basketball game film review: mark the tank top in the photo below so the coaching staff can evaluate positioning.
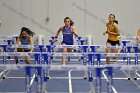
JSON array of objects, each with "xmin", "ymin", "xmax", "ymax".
[
  {"xmin": 106, "ymin": 22, "xmax": 119, "ymax": 41},
  {"xmin": 62, "ymin": 26, "xmax": 73, "ymax": 44},
  {"xmin": 20, "ymin": 36, "xmax": 30, "ymax": 50}
]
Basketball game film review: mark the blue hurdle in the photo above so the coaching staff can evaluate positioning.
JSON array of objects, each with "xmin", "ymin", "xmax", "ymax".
[
  {"xmin": 1, "ymin": 64, "xmax": 134, "ymax": 93},
  {"xmin": 1, "ymin": 42, "xmax": 140, "ymax": 93}
]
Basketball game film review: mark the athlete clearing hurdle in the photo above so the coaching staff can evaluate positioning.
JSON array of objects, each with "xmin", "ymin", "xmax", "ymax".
[
  {"xmin": 14, "ymin": 27, "xmax": 35, "ymax": 64},
  {"xmin": 53, "ymin": 17, "xmax": 78, "ymax": 65}
]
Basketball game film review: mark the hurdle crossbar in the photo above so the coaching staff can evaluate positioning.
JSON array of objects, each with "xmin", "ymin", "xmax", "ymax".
[
  {"xmin": 0, "ymin": 64, "xmax": 140, "ymax": 71},
  {"xmin": 0, "ymin": 52, "xmax": 140, "ymax": 57}
]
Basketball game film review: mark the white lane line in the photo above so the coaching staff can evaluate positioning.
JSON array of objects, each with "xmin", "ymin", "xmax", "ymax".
[
  {"xmin": 122, "ymin": 70, "xmax": 140, "ymax": 89},
  {"xmin": 30, "ymin": 73, "xmax": 36, "ymax": 87},
  {"xmin": 102, "ymin": 69, "xmax": 118, "ymax": 93},
  {"xmin": 42, "ymin": 82, "xmax": 47, "ymax": 93},
  {"xmin": 0, "ymin": 71, "xmax": 4, "ymax": 77},
  {"xmin": 47, "ymin": 76, "xmax": 129, "ymax": 80},
  {"xmin": 68, "ymin": 70, "xmax": 73, "ymax": 93},
  {"xmin": 136, "ymin": 72, "xmax": 140, "ymax": 77},
  {"xmin": 0, "ymin": 70, "xmax": 11, "ymax": 83},
  {"xmin": 89, "ymin": 82, "xmax": 96, "ymax": 93},
  {"xmin": 50, "ymin": 77, "xmax": 84, "ymax": 79},
  {"xmin": 4, "ymin": 77, "xmax": 36, "ymax": 79},
  {"xmin": 0, "ymin": 69, "xmax": 8, "ymax": 77}
]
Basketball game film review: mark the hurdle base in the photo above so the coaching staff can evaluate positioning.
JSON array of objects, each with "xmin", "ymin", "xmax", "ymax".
[
  {"xmin": 2, "ymin": 76, "xmax": 6, "ymax": 79},
  {"xmin": 84, "ymin": 76, "xmax": 87, "ymax": 80},
  {"xmin": 128, "ymin": 77, "xmax": 131, "ymax": 80},
  {"xmin": 134, "ymin": 78, "xmax": 137, "ymax": 80},
  {"xmin": 47, "ymin": 76, "xmax": 50, "ymax": 79},
  {"xmin": 0, "ymin": 73, "xmax": 6, "ymax": 79},
  {"xmin": 88, "ymin": 77, "xmax": 93, "ymax": 82}
]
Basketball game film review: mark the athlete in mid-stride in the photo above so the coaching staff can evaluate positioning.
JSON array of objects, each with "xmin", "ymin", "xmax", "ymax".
[
  {"xmin": 14, "ymin": 27, "xmax": 34, "ymax": 64},
  {"xmin": 53, "ymin": 17, "xmax": 78, "ymax": 65},
  {"xmin": 103, "ymin": 14, "xmax": 120, "ymax": 64},
  {"xmin": 136, "ymin": 28, "xmax": 140, "ymax": 42}
]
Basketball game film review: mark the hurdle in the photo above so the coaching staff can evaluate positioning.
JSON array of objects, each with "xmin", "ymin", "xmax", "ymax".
[
  {"xmin": 45, "ymin": 44, "xmax": 90, "ymax": 79},
  {"xmin": 25, "ymin": 66, "xmax": 46, "ymax": 93},
  {"xmin": 47, "ymin": 44, "xmax": 140, "ymax": 65},
  {"xmin": 49, "ymin": 36, "xmax": 137, "ymax": 64},
  {"xmin": 35, "ymin": 45, "xmax": 140, "ymax": 81},
  {"xmin": 0, "ymin": 38, "xmax": 13, "ymax": 79},
  {"xmin": 119, "ymin": 36, "xmax": 138, "ymax": 61},
  {"xmin": 1, "ymin": 44, "xmax": 140, "ymax": 90},
  {"xmin": 2, "ymin": 44, "xmax": 140, "ymax": 80},
  {"xmin": 1, "ymin": 33, "xmax": 140, "ymax": 92},
  {"xmin": 49, "ymin": 36, "xmax": 87, "ymax": 61},
  {"xmin": 0, "ymin": 44, "xmax": 48, "ymax": 80},
  {"xmin": 1, "ymin": 64, "xmax": 140, "ymax": 93},
  {"xmin": 0, "ymin": 51, "xmax": 49, "ymax": 93},
  {"xmin": 39, "ymin": 51, "xmax": 140, "ymax": 81},
  {"xmin": 6, "ymin": 44, "xmax": 140, "ymax": 65},
  {"xmin": 87, "ymin": 52, "xmax": 140, "ymax": 80}
]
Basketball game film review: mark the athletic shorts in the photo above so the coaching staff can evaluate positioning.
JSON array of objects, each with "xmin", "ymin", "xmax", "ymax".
[
  {"xmin": 17, "ymin": 48, "xmax": 31, "ymax": 52},
  {"xmin": 107, "ymin": 39, "xmax": 120, "ymax": 46},
  {"xmin": 61, "ymin": 41, "xmax": 73, "ymax": 45}
]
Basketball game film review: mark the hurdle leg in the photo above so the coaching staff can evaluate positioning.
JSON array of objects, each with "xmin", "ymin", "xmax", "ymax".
[
  {"xmin": 78, "ymin": 47, "xmax": 84, "ymax": 62},
  {"xmin": 88, "ymin": 70, "xmax": 93, "ymax": 82},
  {"xmin": 127, "ymin": 57, "xmax": 131, "ymax": 80},
  {"xmin": 14, "ymin": 56, "xmax": 19, "ymax": 64},
  {"xmin": 50, "ymin": 56, "xmax": 53, "ymax": 65},
  {"xmin": 46, "ymin": 45, "xmax": 53, "ymax": 64},
  {"xmin": 38, "ymin": 53, "xmax": 42, "ymax": 64},
  {"xmin": 34, "ymin": 54, "xmax": 39, "ymax": 82},
  {"xmin": 43, "ymin": 54, "xmax": 50, "ymax": 79},
  {"xmin": 50, "ymin": 44, "xmax": 54, "ymax": 64},
  {"xmin": 25, "ymin": 66, "xmax": 31, "ymax": 93},
  {"xmin": 133, "ymin": 47, "xmax": 139, "ymax": 80},
  {"xmin": 2, "ymin": 56, "xmax": 6, "ymax": 64},
  {"xmin": 83, "ymin": 54, "xmax": 88, "ymax": 65},
  {"xmin": 106, "ymin": 67, "xmax": 113, "ymax": 93},
  {"xmin": 36, "ymin": 67, "xmax": 43, "ymax": 93},
  {"xmin": 134, "ymin": 69, "xmax": 138, "ymax": 80},
  {"xmin": 0, "ymin": 51, "xmax": 7, "ymax": 79},
  {"xmin": 96, "ymin": 54, "xmax": 101, "ymax": 66},
  {"xmin": 84, "ymin": 54, "xmax": 92, "ymax": 79},
  {"xmin": 7, "ymin": 55, "xmax": 11, "ymax": 64},
  {"xmin": 91, "ymin": 54, "xmax": 95, "ymax": 65},
  {"xmin": 78, "ymin": 48, "xmax": 82, "ymax": 61},
  {"xmin": 88, "ymin": 54, "xmax": 94, "ymax": 81},
  {"xmin": 122, "ymin": 41, "xmax": 127, "ymax": 61},
  {"xmin": 42, "ymin": 69, "xmax": 48, "ymax": 93},
  {"xmin": 76, "ymin": 37, "xmax": 82, "ymax": 62},
  {"xmin": 83, "ymin": 54, "xmax": 88, "ymax": 79},
  {"xmin": 2, "ymin": 56, "xmax": 7, "ymax": 79},
  {"xmin": 95, "ymin": 68, "xmax": 102, "ymax": 93},
  {"xmin": 134, "ymin": 55, "xmax": 138, "ymax": 80},
  {"xmin": 84, "ymin": 71, "xmax": 88, "ymax": 79},
  {"xmin": 47, "ymin": 56, "xmax": 52, "ymax": 79},
  {"xmin": 85, "ymin": 55, "xmax": 95, "ymax": 79}
]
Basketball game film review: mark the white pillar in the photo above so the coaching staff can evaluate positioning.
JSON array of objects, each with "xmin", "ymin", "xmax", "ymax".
[
  {"xmin": 37, "ymin": 35, "xmax": 44, "ymax": 45},
  {"xmin": 86, "ymin": 35, "xmax": 92, "ymax": 45}
]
